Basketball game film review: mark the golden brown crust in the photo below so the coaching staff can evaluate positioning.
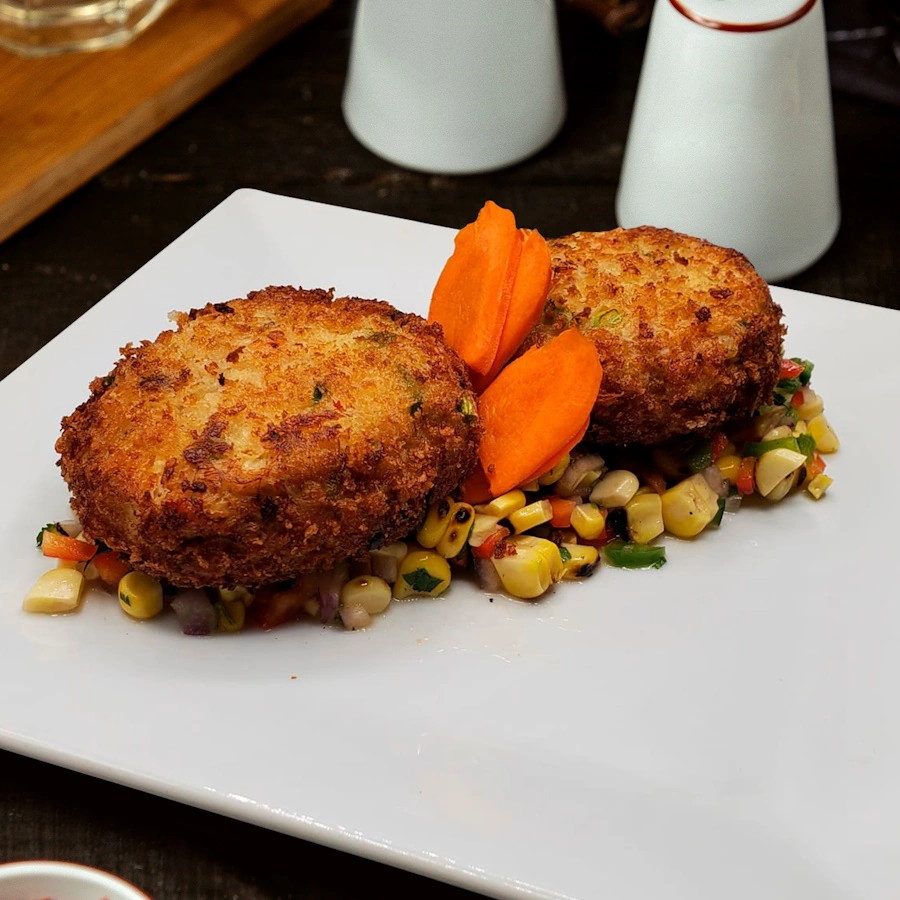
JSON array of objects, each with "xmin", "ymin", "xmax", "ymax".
[
  {"xmin": 521, "ymin": 226, "xmax": 786, "ymax": 447},
  {"xmin": 56, "ymin": 286, "xmax": 480, "ymax": 588}
]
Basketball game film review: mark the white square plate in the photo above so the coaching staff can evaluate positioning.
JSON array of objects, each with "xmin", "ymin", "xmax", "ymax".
[{"xmin": 1, "ymin": 190, "xmax": 897, "ymax": 900}]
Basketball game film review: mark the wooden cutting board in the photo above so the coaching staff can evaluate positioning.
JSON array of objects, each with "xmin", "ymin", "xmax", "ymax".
[{"xmin": 0, "ymin": 0, "xmax": 331, "ymax": 243}]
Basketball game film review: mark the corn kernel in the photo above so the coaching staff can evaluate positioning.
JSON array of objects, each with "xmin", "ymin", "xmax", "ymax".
[
  {"xmin": 806, "ymin": 473, "xmax": 833, "ymax": 500},
  {"xmin": 216, "ymin": 599, "xmax": 246, "ymax": 632},
  {"xmin": 23, "ymin": 568, "xmax": 85, "ymax": 614},
  {"xmin": 519, "ymin": 478, "xmax": 541, "ymax": 492},
  {"xmin": 490, "ymin": 535, "xmax": 562, "ymax": 599},
  {"xmin": 393, "ymin": 550, "xmax": 451, "ymax": 599},
  {"xmin": 625, "ymin": 491, "xmax": 665, "ymax": 544},
  {"xmin": 808, "ymin": 414, "xmax": 840, "ymax": 453},
  {"xmin": 762, "ymin": 425, "xmax": 794, "ymax": 442},
  {"xmin": 660, "ymin": 473, "xmax": 720, "ymax": 538},
  {"xmin": 794, "ymin": 386, "xmax": 824, "ymax": 420},
  {"xmin": 117, "ymin": 570, "xmax": 164, "ymax": 620},
  {"xmin": 559, "ymin": 543, "xmax": 599, "ymax": 580},
  {"xmin": 416, "ymin": 497, "xmax": 454, "ymax": 548},
  {"xmin": 435, "ymin": 502, "xmax": 475, "ymax": 557},
  {"xmin": 508, "ymin": 498, "xmax": 553, "ymax": 534},
  {"xmin": 537, "ymin": 453, "xmax": 571, "ymax": 486},
  {"xmin": 716, "ymin": 454, "xmax": 742, "ymax": 484},
  {"xmin": 218, "ymin": 586, "xmax": 254, "ymax": 607},
  {"xmin": 341, "ymin": 575, "xmax": 392, "ymax": 614},
  {"xmin": 475, "ymin": 490, "xmax": 527, "ymax": 519},
  {"xmin": 570, "ymin": 502, "xmax": 607, "ymax": 540},
  {"xmin": 589, "ymin": 470, "xmax": 640, "ymax": 508},
  {"xmin": 755, "ymin": 448, "xmax": 807, "ymax": 497}
]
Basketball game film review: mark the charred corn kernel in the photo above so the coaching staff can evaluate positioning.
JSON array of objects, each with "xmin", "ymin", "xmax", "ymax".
[
  {"xmin": 117, "ymin": 570, "xmax": 164, "ymax": 620},
  {"xmin": 519, "ymin": 478, "xmax": 541, "ymax": 492},
  {"xmin": 559, "ymin": 543, "xmax": 599, "ymax": 580},
  {"xmin": 537, "ymin": 453, "xmax": 571, "ymax": 486},
  {"xmin": 795, "ymin": 386, "xmax": 824, "ymax": 420},
  {"xmin": 570, "ymin": 502, "xmax": 607, "ymax": 540},
  {"xmin": 660, "ymin": 473, "xmax": 720, "ymax": 538},
  {"xmin": 508, "ymin": 498, "xmax": 553, "ymax": 534},
  {"xmin": 416, "ymin": 497, "xmax": 454, "ymax": 548},
  {"xmin": 808, "ymin": 414, "xmax": 839, "ymax": 453},
  {"xmin": 763, "ymin": 469, "xmax": 800, "ymax": 502},
  {"xmin": 755, "ymin": 448, "xmax": 807, "ymax": 497},
  {"xmin": 435, "ymin": 502, "xmax": 475, "ymax": 557},
  {"xmin": 762, "ymin": 425, "xmax": 794, "ymax": 442},
  {"xmin": 590, "ymin": 470, "xmax": 640, "ymax": 508},
  {"xmin": 369, "ymin": 541, "xmax": 407, "ymax": 584},
  {"xmin": 216, "ymin": 599, "xmax": 246, "ymax": 632},
  {"xmin": 218, "ymin": 586, "xmax": 254, "ymax": 607},
  {"xmin": 23, "ymin": 568, "xmax": 85, "ymax": 614},
  {"xmin": 625, "ymin": 491, "xmax": 665, "ymax": 544},
  {"xmin": 340, "ymin": 575, "xmax": 392, "ymax": 614},
  {"xmin": 475, "ymin": 489, "xmax": 527, "ymax": 519},
  {"xmin": 490, "ymin": 536, "xmax": 562, "ymax": 599},
  {"xmin": 393, "ymin": 550, "xmax": 451, "ymax": 599},
  {"xmin": 806, "ymin": 472, "xmax": 833, "ymax": 500},
  {"xmin": 716, "ymin": 454, "xmax": 742, "ymax": 484}
]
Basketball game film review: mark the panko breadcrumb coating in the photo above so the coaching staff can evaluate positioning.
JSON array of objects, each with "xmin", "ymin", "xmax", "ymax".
[
  {"xmin": 522, "ymin": 226, "xmax": 785, "ymax": 447},
  {"xmin": 56, "ymin": 286, "xmax": 481, "ymax": 588}
]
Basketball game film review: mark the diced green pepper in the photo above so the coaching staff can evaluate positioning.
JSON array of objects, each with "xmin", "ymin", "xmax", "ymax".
[
  {"xmin": 796, "ymin": 432, "xmax": 817, "ymax": 459},
  {"xmin": 687, "ymin": 440, "xmax": 714, "ymax": 473},
  {"xmin": 743, "ymin": 436, "xmax": 800, "ymax": 457},
  {"xmin": 790, "ymin": 357, "xmax": 814, "ymax": 385},
  {"xmin": 710, "ymin": 497, "xmax": 726, "ymax": 528},
  {"xmin": 602, "ymin": 540, "xmax": 667, "ymax": 570}
]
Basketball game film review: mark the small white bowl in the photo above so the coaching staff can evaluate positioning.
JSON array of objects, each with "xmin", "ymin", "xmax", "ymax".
[{"xmin": 0, "ymin": 861, "xmax": 152, "ymax": 900}]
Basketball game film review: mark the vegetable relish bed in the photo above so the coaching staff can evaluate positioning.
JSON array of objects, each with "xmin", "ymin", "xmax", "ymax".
[{"xmin": 23, "ymin": 202, "xmax": 839, "ymax": 635}]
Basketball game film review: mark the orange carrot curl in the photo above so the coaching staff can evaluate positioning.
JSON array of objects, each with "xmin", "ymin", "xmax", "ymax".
[
  {"xmin": 463, "ymin": 328, "xmax": 603, "ymax": 501},
  {"xmin": 429, "ymin": 201, "xmax": 550, "ymax": 388}
]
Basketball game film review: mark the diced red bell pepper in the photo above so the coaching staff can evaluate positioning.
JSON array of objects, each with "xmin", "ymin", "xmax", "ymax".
[
  {"xmin": 736, "ymin": 456, "xmax": 756, "ymax": 496},
  {"xmin": 92, "ymin": 550, "xmax": 132, "ymax": 586},
  {"xmin": 791, "ymin": 390, "xmax": 805, "ymax": 408},
  {"xmin": 780, "ymin": 359, "xmax": 805, "ymax": 379},
  {"xmin": 40, "ymin": 529, "xmax": 97, "ymax": 562},
  {"xmin": 711, "ymin": 431, "xmax": 730, "ymax": 462},
  {"xmin": 548, "ymin": 496, "xmax": 577, "ymax": 528},
  {"xmin": 471, "ymin": 525, "xmax": 511, "ymax": 559},
  {"xmin": 807, "ymin": 452, "xmax": 827, "ymax": 479}
]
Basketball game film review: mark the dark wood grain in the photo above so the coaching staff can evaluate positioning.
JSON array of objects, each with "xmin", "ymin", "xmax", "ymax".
[{"xmin": 0, "ymin": 1, "xmax": 898, "ymax": 897}]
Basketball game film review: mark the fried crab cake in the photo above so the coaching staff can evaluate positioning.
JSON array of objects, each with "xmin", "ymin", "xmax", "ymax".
[
  {"xmin": 522, "ymin": 227, "xmax": 786, "ymax": 447},
  {"xmin": 56, "ymin": 286, "xmax": 481, "ymax": 588}
]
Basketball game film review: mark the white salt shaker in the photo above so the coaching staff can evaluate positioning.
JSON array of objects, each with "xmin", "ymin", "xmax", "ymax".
[
  {"xmin": 616, "ymin": 0, "xmax": 840, "ymax": 283},
  {"xmin": 341, "ymin": 0, "xmax": 567, "ymax": 176}
]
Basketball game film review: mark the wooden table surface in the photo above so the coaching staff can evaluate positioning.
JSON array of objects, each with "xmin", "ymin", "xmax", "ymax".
[{"xmin": 1, "ymin": 2, "xmax": 898, "ymax": 898}]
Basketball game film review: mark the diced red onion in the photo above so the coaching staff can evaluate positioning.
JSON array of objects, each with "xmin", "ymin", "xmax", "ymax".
[
  {"xmin": 339, "ymin": 603, "xmax": 372, "ymax": 631},
  {"xmin": 474, "ymin": 558, "xmax": 502, "ymax": 594},
  {"xmin": 555, "ymin": 454, "xmax": 606, "ymax": 498},
  {"xmin": 702, "ymin": 465, "xmax": 729, "ymax": 499},
  {"xmin": 171, "ymin": 590, "xmax": 217, "ymax": 636},
  {"xmin": 317, "ymin": 562, "xmax": 349, "ymax": 624},
  {"xmin": 724, "ymin": 494, "xmax": 742, "ymax": 513}
]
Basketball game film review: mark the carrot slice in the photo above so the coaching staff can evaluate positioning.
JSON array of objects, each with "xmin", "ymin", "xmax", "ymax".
[
  {"xmin": 477, "ymin": 328, "xmax": 603, "ymax": 497},
  {"xmin": 472, "ymin": 227, "xmax": 551, "ymax": 392},
  {"xmin": 429, "ymin": 201, "xmax": 521, "ymax": 377}
]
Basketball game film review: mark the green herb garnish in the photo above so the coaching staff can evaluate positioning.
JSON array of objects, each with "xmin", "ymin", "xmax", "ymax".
[{"xmin": 402, "ymin": 568, "xmax": 444, "ymax": 593}]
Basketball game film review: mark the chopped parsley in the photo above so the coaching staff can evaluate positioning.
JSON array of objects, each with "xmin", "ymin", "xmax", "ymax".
[{"xmin": 402, "ymin": 568, "xmax": 444, "ymax": 593}]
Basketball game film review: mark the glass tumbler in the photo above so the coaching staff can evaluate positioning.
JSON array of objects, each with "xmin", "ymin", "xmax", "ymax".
[{"xmin": 0, "ymin": 0, "xmax": 176, "ymax": 56}]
